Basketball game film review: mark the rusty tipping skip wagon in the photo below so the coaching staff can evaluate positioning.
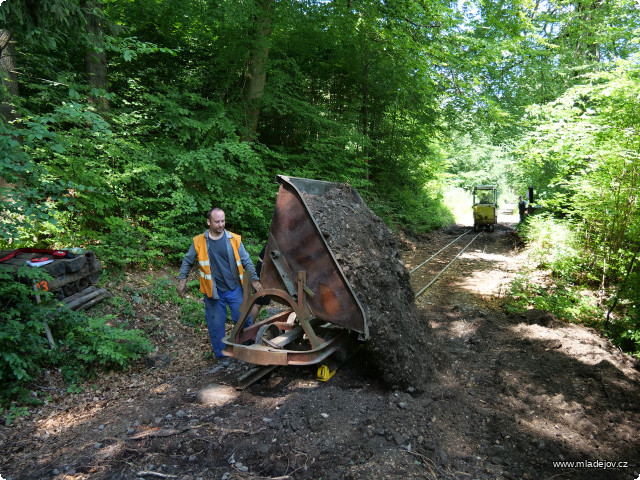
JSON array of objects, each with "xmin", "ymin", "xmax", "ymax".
[{"xmin": 222, "ymin": 175, "xmax": 369, "ymax": 368}]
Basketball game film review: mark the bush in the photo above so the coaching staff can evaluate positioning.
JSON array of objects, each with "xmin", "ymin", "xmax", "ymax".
[
  {"xmin": 517, "ymin": 214, "xmax": 587, "ymax": 281},
  {"xmin": 0, "ymin": 269, "xmax": 153, "ymax": 410},
  {"xmin": 506, "ymin": 274, "xmax": 600, "ymax": 325},
  {"xmin": 509, "ymin": 214, "xmax": 640, "ymax": 358},
  {"xmin": 52, "ymin": 313, "xmax": 153, "ymax": 383}
]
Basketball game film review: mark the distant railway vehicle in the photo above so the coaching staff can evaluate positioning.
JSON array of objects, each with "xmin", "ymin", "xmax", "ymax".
[{"xmin": 472, "ymin": 185, "xmax": 498, "ymax": 232}]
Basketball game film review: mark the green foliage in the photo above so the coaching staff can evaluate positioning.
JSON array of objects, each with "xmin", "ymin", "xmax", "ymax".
[
  {"xmin": 4, "ymin": 405, "xmax": 30, "ymax": 426},
  {"xmin": 66, "ymin": 383, "xmax": 84, "ymax": 395},
  {"xmin": 615, "ymin": 321, "xmax": 640, "ymax": 358},
  {"xmin": 459, "ymin": 0, "xmax": 640, "ymax": 136},
  {"xmin": 141, "ymin": 274, "xmax": 179, "ymax": 304},
  {"xmin": 180, "ymin": 298, "xmax": 205, "ymax": 328},
  {"xmin": 507, "ymin": 216, "xmax": 592, "ymax": 319},
  {"xmin": 444, "ymin": 129, "xmax": 514, "ymax": 196},
  {"xmin": 53, "ymin": 314, "xmax": 152, "ymax": 383},
  {"xmin": 0, "ymin": 269, "xmax": 55, "ymax": 398},
  {"xmin": 366, "ymin": 180, "xmax": 455, "ymax": 234},
  {"xmin": 91, "ymin": 216, "xmax": 164, "ymax": 269},
  {"xmin": 516, "ymin": 214, "xmax": 588, "ymax": 281},
  {"xmin": 0, "ymin": 270, "xmax": 153, "ymax": 406},
  {"xmin": 177, "ymin": 280, "xmax": 205, "ymax": 327},
  {"xmin": 3, "ymin": 0, "xmax": 587, "ymax": 260},
  {"xmin": 4, "ymin": 0, "xmax": 640, "ymax": 263},
  {"xmin": 508, "ymin": 58, "xmax": 640, "ymax": 358},
  {"xmin": 507, "ymin": 272, "xmax": 640, "ymax": 358},
  {"xmin": 443, "ymin": 187, "xmax": 472, "ymax": 224},
  {"xmin": 0, "ymin": 120, "xmax": 70, "ymax": 246},
  {"xmin": 506, "ymin": 274, "xmax": 600, "ymax": 325},
  {"xmin": 508, "ymin": 213, "xmax": 640, "ymax": 357},
  {"xmin": 514, "ymin": 58, "xmax": 640, "ymax": 221},
  {"xmin": 108, "ymin": 296, "xmax": 137, "ymax": 321}
]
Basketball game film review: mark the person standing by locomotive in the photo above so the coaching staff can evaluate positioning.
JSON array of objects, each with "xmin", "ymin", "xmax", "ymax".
[
  {"xmin": 177, "ymin": 207, "xmax": 262, "ymax": 361},
  {"xmin": 518, "ymin": 196, "xmax": 528, "ymax": 223}
]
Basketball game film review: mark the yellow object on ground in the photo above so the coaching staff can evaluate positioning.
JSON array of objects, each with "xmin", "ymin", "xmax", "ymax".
[{"xmin": 317, "ymin": 364, "xmax": 336, "ymax": 381}]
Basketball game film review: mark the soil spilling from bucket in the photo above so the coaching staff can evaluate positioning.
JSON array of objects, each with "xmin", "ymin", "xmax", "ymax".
[{"xmin": 302, "ymin": 184, "xmax": 434, "ymax": 389}]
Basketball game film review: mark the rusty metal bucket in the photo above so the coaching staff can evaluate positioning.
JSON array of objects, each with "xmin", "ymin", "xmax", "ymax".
[{"xmin": 223, "ymin": 175, "xmax": 369, "ymax": 366}]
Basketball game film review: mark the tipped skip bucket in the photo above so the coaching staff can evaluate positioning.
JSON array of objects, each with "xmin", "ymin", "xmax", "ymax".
[{"xmin": 223, "ymin": 175, "xmax": 368, "ymax": 366}]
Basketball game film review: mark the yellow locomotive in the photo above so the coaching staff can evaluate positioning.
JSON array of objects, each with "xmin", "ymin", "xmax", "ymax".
[{"xmin": 472, "ymin": 185, "xmax": 497, "ymax": 232}]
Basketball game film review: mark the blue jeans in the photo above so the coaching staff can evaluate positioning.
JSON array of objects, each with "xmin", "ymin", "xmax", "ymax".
[{"xmin": 203, "ymin": 286, "xmax": 252, "ymax": 358}]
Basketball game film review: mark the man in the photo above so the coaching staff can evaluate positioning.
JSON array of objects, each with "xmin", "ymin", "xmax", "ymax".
[
  {"xmin": 518, "ymin": 196, "xmax": 527, "ymax": 223},
  {"xmin": 177, "ymin": 208, "xmax": 262, "ymax": 360}
]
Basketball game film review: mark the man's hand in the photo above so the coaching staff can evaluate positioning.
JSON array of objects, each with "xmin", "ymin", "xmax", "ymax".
[
  {"xmin": 177, "ymin": 278, "xmax": 188, "ymax": 298},
  {"xmin": 252, "ymin": 280, "xmax": 263, "ymax": 293}
]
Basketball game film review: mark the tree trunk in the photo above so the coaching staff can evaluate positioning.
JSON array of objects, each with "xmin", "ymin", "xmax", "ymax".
[
  {"xmin": 0, "ymin": 27, "xmax": 20, "ymax": 193},
  {"xmin": 241, "ymin": 0, "xmax": 274, "ymax": 142},
  {"xmin": 574, "ymin": 0, "xmax": 601, "ymax": 63},
  {"xmin": 0, "ymin": 28, "xmax": 20, "ymax": 123},
  {"xmin": 82, "ymin": 0, "xmax": 109, "ymax": 111}
]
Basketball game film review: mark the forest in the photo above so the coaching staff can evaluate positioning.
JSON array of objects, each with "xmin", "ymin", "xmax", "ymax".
[{"xmin": 1, "ymin": 0, "xmax": 640, "ymax": 407}]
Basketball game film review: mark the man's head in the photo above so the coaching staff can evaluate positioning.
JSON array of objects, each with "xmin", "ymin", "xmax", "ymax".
[
  {"xmin": 519, "ymin": 196, "xmax": 523, "ymax": 201},
  {"xmin": 207, "ymin": 208, "xmax": 225, "ymax": 237}
]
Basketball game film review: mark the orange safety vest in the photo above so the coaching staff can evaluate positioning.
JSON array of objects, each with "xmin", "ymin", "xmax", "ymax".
[{"xmin": 193, "ymin": 231, "xmax": 245, "ymax": 298}]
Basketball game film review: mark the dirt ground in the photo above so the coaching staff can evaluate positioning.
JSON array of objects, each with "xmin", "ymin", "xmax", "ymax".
[{"xmin": 1, "ymin": 213, "xmax": 640, "ymax": 480}]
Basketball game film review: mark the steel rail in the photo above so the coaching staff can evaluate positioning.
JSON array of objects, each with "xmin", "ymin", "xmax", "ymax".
[
  {"xmin": 409, "ymin": 229, "xmax": 471, "ymax": 274},
  {"xmin": 236, "ymin": 365, "xmax": 279, "ymax": 390},
  {"xmin": 413, "ymin": 231, "xmax": 483, "ymax": 299}
]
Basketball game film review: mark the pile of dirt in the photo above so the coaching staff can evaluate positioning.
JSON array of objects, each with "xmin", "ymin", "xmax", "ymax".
[{"xmin": 302, "ymin": 185, "xmax": 434, "ymax": 389}]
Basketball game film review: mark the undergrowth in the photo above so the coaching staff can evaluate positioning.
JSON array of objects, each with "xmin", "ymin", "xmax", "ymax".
[
  {"xmin": 0, "ymin": 268, "xmax": 153, "ymax": 423},
  {"xmin": 507, "ymin": 214, "xmax": 640, "ymax": 358},
  {"xmin": 506, "ymin": 275, "xmax": 600, "ymax": 323}
]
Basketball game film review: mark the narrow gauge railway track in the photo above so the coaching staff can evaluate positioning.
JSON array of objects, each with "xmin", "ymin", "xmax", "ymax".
[{"xmin": 408, "ymin": 228, "xmax": 483, "ymax": 299}]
